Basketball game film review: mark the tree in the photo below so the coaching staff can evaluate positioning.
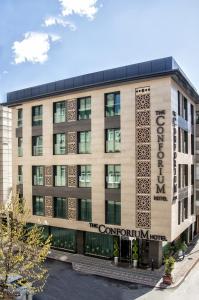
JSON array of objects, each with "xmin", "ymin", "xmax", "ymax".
[{"xmin": 0, "ymin": 194, "xmax": 51, "ymax": 299}]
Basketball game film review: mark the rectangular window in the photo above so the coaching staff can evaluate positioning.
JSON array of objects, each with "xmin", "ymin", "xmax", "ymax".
[
  {"xmin": 32, "ymin": 105, "xmax": 42, "ymax": 126},
  {"xmin": 105, "ymin": 92, "xmax": 120, "ymax": 117},
  {"xmin": 191, "ymin": 104, "xmax": 194, "ymax": 125},
  {"xmin": 54, "ymin": 197, "xmax": 67, "ymax": 219},
  {"xmin": 178, "ymin": 128, "xmax": 181, "ymax": 152},
  {"xmin": 191, "ymin": 165, "xmax": 194, "ymax": 185},
  {"xmin": 17, "ymin": 108, "xmax": 23, "ymax": 128},
  {"xmin": 106, "ymin": 165, "xmax": 121, "ymax": 189},
  {"xmin": 178, "ymin": 164, "xmax": 181, "ymax": 189},
  {"xmin": 183, "ymin": 165, "xmax": 188, "ymax": 187},
  {"xmin": 178, "ymin": 201, "xmax": 181, "ymax": 225},
  {"xmin": 78, "ymin": 131, "xmax": 91, "ymax": 154},
  {"xmin": 183, "ymin": 97, "xmax": 188, "ymax": 121},
  {"xmin": 54, "ymin": 165, "xmax": 66, "ymax": 186},
  {"xmin": 78, "ymin": 165, "xmax": 91, "ymax": 187},
  {"xmin": 105, "ymin": 200, "xmax": 121, "ymax": 225},
  {"xmin": 32, "ymin": 136, "xmax": 43, "ymax": 156},
  {"xmin": 53, "ymin": 133, "xmax": 66, "ymax": 155},
  {"xmin": 106, "ymin": 129, "xmax": 121, "ymax": 153},
  {"xmin": 191, "ymin": 134, "xmax": 194, "ymax": 155},
  {"xmin": 184, "ymin": 198, "xmax": 188, "ymax": 219},
  {"xmin": 78, "ymin": 97, "xmax": 91, "ymax": 120},
  {"xmin": 196, "ymin": 111, "xmax": 199, "ymax": 124},
  {"xmin": 178, "ymin": 91, "xmax": 181, "ymax": 116},
  {"xmin": 18, "ymin": 137, "xmax": 23, "ymax": 157},
  {"xmin": 78, "ymin": 199, "xmax": 92, "ymax": 222},
  {"xmin": 191, "ymin": 195, "xmax": 194, "ymax": 215},
  {"xmin": 18, "ymin": 165, "xmax": 23, "ymax": 184},
  {"xmin": 32, "ymin": 166, "xmax": 44, "ymax": 186},
  {"xmin": 196, "ymin": 165, "xmax": 199, "ymax": 180},
  {"xmin": 53, "ymin": 101, "xmax": 66, "ymax": 123},
  {"xmin": 33, "ymin": 196, "xmax": 44, "ymax": 216},
  {"xmin": 183, "ymin": 131, "xmax": 188, "ymax": 154}
]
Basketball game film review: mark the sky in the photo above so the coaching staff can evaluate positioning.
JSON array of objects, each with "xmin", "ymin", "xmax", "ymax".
[{"xmin": 0, "ymin": 0, "xmax": 199, "ymax": 102}]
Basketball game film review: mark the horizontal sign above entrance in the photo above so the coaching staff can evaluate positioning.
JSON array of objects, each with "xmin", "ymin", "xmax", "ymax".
[{"xmin": 89, "ymin": 223, "xmax": 167, "ymax": 241}]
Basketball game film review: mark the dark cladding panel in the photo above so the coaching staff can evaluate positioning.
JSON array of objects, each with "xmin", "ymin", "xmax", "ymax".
[
  {"xmin": 23, "ymin": 88, "xmax": 32, "ymax": 98},
  {"xmin": 138, "ymin": 61, "xmax": 152, "ymax": 75},
  {"xmin": 126, "ymin": 63, "xmax": 139, "ymax": 77},
  {"xmin": 104, "ymin": 66, "xmax": 126, "ymax": 81},
  {"xmin": 64, "ymin": 78, "xmax": 74, "ymax": 89},
  {"xmin": 55, "ymin": 80, "xmax": 65, "ymax": 91},
  {"xmin": 47, "ymin": 82, "xmax": 56, "ymax": 93},
  {"xmin": 39, "ymin": 84, "xmax": 48, "ymax": 95},
  {"xmin": 151, "ymin": 59, "xmax": 167, "ymax": 73},
  {"xmin": 73, "ymin": 75, "xmax": 84, "ymax": 87}
]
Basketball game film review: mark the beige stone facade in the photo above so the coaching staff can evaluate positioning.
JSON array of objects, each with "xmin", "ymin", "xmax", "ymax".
[{"xmin": 11, "ymin": 76, "xmax": 196, "ymax": 241}]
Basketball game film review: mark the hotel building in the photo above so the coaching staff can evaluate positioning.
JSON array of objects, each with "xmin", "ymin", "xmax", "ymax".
[{"xmin": 6, "ymin": 57, "xmax": 199, "ymax": 268}]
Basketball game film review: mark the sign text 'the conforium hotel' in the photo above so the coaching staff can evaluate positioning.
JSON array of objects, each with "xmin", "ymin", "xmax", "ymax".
[{"xmin": 154, "ymin": 110, "xmax": 167, "ymax": 201}]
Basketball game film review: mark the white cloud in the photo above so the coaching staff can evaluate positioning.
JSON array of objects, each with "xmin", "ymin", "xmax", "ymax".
[
  {"xmin": 3, "ymin": 70, "xmax": 8, "ymax": 74},
  {"xmin": 12, "ymin": 32, "xmax": 61, "ymax": 64},
  {"xmin": 43, "ymin": 16, "xmax": 77, "ymax": 31},
  {"xmin": 59, "ymin": 0, "xmax": 99, "ymax": 20}
]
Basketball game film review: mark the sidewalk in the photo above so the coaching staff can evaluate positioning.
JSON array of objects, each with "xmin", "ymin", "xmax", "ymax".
[{"xmin": 48, "ymin": 235, "xmax": 199, "ymax": 289}]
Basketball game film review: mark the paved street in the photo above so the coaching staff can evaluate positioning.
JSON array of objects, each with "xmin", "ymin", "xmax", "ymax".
[{"xmin": 33, "ymin": 259, "xmax": 199, "ymax": 300}]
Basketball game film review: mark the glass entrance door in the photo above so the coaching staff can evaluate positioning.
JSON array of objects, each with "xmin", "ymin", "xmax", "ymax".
[{"xmin": 120, "ymin": 239, "xmax": 131, "ymax": 262}]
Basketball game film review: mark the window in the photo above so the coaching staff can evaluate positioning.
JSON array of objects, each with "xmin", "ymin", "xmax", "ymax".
[
  {"xmin": 105, "ymin": 92, "xmax": 120, "ymax": 117},
  {"xmin": 106, "ymin": 165, "xmax": 121, "ymax": 189},
  {"xmin": 183, "ymin": 131, "xmax": 188, "ymax": 154},
  {"xmin": 196, "ymin": 165, "xmax": 199, "ymax": 180},
  {"xmin": 78, "ymin": 165, "xmax": 91, "ymax": 187},
  {"xmin": 78, "ymin": 97, "xmax": 91, "ymax": 120},
  {"xmin": 178, "ymin": 164, "xmax": 181, "ymax": 189},
  {"xmin": 18, "ymin": 165, "xmax": 23, "ymax": 184},
  {"xmin": 78, "ymin": 199, "xmax": 91, "ymax": 222},
  {"xmin": 32, "ymin": 166, "xmax": 44, "ymax": 186},
  {"xmin": 53, "ymin": 133, "xmax": 66, "ymax": 155},
  {"xmin": 54, "ymin": 166, "xmax": 66, "ymax": 186},
  {"xmin": 51, "ymin": 227, "xmax": 76, "ymax": 250},
  {"xmin": 33, "ymin": 196, "xmax": 44, "ymax": 216},
  {"xmin": 178, "ymin": 91, "xmax": 181, "ymax": 116},
  {"xmin": 18, "ymin": 137, "xmax": 23, "ymax": 157},
  {"xmin": 178, "ymin": 128, "xmax": 181, "ymax": 152},
  {"xmin": 190, "ymin": 104, "xmax": 194, "ymax": 125},
  {"xmin": 17, "ymin": 109, "xmax": 23, "ymax": 127},
  {"xmin": 178, "ymin": 201, "xmax": 181, "ymax": 225},
  {"xmin": 32, "ymin": 105, "xmax": 42, "ymax": 126},
  {"xmin": 196, "ymin": 111, "xmax": 199, "ymax": 124},
  {"xmin": 191, "ymin": 195, "xmax": 194, "ymax": 215},
  {"xmin": 78, "ymin": 131, "xmax": 91, "ymax": 154},
  {"xmin": 191, "ymin": 165, "xmax": 194, "ymax": 185},
  {"xmin": 32, "ymin": 136, "xmax": 43, "ymax": 156},
  {"xmin": 54, "ymin": 197, "xmax": 67, "ymax": 219},
  {"xmin": 183, "ymin": 198, "xmax": 188, "ymax": 220},
  {"xmin": 53, "ymin": 101, "xmax": 66, "ymax": 123},
  {"xmin": 183, "ymin": 165, "xmax": 188, "ymax": 187},
  {"xmin": 106, "ymin": 129, "xmax": 120, "ymax": 153},
  {"xmin": 105, "ymin": 200, "xmax": 121, "ymax": 225},
  {"xmin": 191, "ymin": 134, "xmax": 194, "ymax": 155},
  {"xmin": 183, "ymin": 97, "xmax": 188, "ymax": 121}
]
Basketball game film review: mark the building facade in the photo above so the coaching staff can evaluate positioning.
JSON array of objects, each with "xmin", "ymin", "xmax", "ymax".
[
  {"xmin": 6, "ymin": 57, "xmax": 199, "ymax": 268},
  {"xmin": 0, "ymin": 105, "xmax": 12, "ymax": 204}
]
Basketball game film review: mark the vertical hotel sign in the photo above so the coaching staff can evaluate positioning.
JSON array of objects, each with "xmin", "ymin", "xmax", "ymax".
[{"xmin": 154, "ymin": 110, "xmax": 167, "ymax": 201}]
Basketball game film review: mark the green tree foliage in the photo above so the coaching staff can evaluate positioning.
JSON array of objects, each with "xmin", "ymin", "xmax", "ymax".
[{"xmin": 0, "ymin": 194, "xmax": 51, "ymax": 299}]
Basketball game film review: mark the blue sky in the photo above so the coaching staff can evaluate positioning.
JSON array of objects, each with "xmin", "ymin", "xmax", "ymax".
[{"xmin": 0, "ymin": 0, "xmax": 199, "ymax": 102}]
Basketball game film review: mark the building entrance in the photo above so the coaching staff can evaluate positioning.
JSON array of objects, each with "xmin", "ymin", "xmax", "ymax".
[{"xmin": 120, "ymin": 239, "xmax": 131, "ymax": 262}]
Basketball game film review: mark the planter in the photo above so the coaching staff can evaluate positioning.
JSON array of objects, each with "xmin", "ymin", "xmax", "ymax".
[
  {"xmin": 114, "ymin": 256, "xmax": 119, "ymax": 265},
  {"xmin": 132, "ymin": 259, "xmax": 138, "ymax": 268},
  {"xmin": 163, "ymin": 274, "xmax": 172, "ymax": 285}
]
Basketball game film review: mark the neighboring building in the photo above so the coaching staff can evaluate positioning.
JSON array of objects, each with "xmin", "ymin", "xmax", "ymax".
[
  {"xmin": 6, "ymin": 57, "xmax": 199, "ymax": 268},
  {"xmin": 0, "ymin": 105, "xmax": 12, "ymax": 203}
]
